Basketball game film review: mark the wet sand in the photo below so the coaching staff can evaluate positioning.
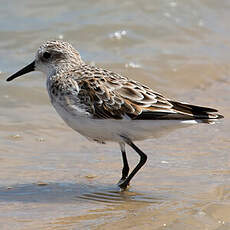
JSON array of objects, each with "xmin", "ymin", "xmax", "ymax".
[{"xmin": 0, "ymin": 0, "xmax": 230, "ymax": 229}]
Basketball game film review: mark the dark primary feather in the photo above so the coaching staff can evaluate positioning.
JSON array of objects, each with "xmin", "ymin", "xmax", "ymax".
[{"xmin": 133, "ymin": 102, "xmax": 224, "ymax": 120}]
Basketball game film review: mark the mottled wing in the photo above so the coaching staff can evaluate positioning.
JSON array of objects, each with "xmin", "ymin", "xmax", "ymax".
[
  {"xmin": 74, "ymin": 65, "xmax": 222, "ymax": 120},
  {"xmin": 73, "ymin": 65, "xmax": 170, "ymax": 119},
  {"xmin": 75, "ymin": 68, "xmax": 136, "ymax": 119}
]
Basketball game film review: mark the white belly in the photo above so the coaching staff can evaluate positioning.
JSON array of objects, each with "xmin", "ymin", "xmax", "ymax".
[{"xmin": 52, "ymin": 100, "xmax": 194, "ymax": 143}]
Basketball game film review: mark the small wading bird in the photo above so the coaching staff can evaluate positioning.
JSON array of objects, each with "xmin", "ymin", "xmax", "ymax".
[{"xmin": 7, "ymin": 40, "xmax": 223, "ymax": 190}]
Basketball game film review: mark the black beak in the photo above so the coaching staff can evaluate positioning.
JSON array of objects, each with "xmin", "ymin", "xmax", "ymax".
[{"xmin": 6, "ymin": 61, "xmax": 35, "ymax": 82}]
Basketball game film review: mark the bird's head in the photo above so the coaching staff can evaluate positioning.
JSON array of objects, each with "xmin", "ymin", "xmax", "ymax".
[{"xmin": 7, "ymin": 40, "xmax": 83, "ymax": 82}]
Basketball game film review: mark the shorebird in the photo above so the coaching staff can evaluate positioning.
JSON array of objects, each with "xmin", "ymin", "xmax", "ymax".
[{"xmin": 7, "ymin": 40, "xmax": 223, "ymax": 190}]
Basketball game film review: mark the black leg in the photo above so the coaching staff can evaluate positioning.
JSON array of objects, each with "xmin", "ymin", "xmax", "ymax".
[
  {"xmin": 118, "ymin": 136, "xmax": 147, "ymax": 190},
  {"xmin": 118, "ymin": 143, "xmax": 129, "ymax": 183}
]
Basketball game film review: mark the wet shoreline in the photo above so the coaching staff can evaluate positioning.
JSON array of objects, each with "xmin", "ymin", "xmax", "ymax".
[{"xmin": 0, "ymin": 0, "xmax": 230, "ymax": 229}]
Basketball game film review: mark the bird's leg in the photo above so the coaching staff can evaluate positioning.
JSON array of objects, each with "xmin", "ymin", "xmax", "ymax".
[
  {"xmin": 117, "ymin": 143, "xmax": 130, "ymax": 185},
  {"xmin": 118, "ymin": 136, "xmax": 147, "ymax": 190}
]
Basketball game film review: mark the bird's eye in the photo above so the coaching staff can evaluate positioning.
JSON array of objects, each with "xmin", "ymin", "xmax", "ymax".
[{"xmin": 43, "ymin": 52, "xmax": 51, "ymax": 59}]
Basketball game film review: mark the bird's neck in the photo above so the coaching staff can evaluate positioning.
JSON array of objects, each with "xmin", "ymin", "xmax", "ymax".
[{"xmin": 54, "ymin": 60, "xmax": 84, "ymax": 75}]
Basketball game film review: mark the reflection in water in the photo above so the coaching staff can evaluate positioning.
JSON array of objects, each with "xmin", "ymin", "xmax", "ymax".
[
  {"xmin": 49, "ymin": 184, "xmax": 230, "ymax": 230},
  {"xmin": 0, "ymin": 182, "xmax": 165, "ymax": 229},
  {"xmin": 0, "ymin": 182, "xmax": 163, "ymax": 204},
  {"xmin": 78, "ymin": 189, "xmax": 163, "ymax": 204},
  {"xmin": 51, "ymin": 186, "xmax": 164, "ymax": 230}
]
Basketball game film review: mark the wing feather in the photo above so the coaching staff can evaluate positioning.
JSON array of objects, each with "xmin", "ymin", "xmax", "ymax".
[{"xmin": 73, "ymin": 65, "xmax": 222, "ymax": 120}]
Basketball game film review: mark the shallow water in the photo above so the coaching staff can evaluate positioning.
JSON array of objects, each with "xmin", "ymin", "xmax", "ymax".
[{"xmin": 0, "ymin": 0, "xmax": 230, "ymax": 229}]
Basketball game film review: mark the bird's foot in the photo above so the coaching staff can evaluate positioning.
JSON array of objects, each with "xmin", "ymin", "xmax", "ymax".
[{"xmin": 117, "ymin": 178, "xmax": 130, "ymax": 191}]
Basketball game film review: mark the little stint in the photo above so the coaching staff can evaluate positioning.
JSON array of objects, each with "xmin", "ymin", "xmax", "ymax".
[{"xmin": 7, "ymin": 40, "xmax": 223, "ymax": 190}]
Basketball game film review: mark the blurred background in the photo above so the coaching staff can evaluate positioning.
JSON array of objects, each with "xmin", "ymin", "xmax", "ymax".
[{"xmin": 0, "ymin": 0, "xmax": 229, "ymax": 229}]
